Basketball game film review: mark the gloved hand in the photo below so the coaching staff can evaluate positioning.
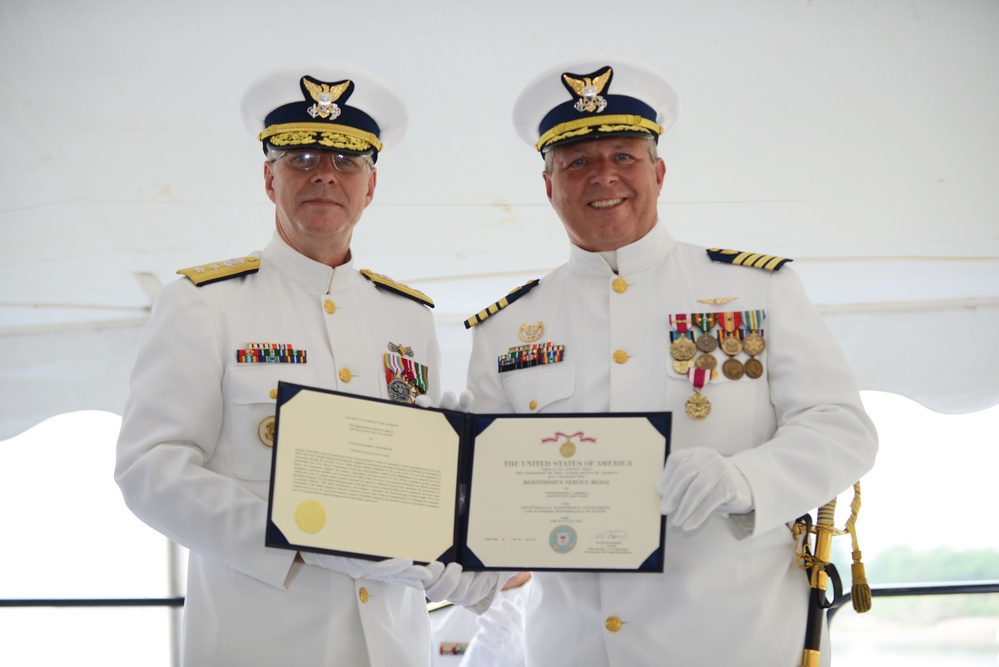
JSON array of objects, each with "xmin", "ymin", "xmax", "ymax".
[
  {"xmin": 460, "ymin": 597, "xmax": 527, "ymax": 667},
  {"xmin": 657, "ymin": 447, "xmax": 753, "ymax": 532},
  {"xmin": 300, "ymin": 552, "xmax": 443, "ymax": 589},
  {"xmin": 415, "ymin": 390, "xmax": 474, "ymax": 412},
  {"xmin": 425, "ymin": 562, "xmax": 501, "ymax": 612}
]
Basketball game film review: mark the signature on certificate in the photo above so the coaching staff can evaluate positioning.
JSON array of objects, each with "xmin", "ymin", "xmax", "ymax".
[{"xmin": 596, "ymin": 529, "xmax": 629, "ymax": 540}]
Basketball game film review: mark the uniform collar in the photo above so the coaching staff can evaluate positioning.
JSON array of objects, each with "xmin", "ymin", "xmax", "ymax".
[
  {"xmin": 263, "ymin": 232, "xmax": 356, "ymax": 294},
  {"xmin": 568, "ymin": 220, "xmax": 677, "ymax": 276}
]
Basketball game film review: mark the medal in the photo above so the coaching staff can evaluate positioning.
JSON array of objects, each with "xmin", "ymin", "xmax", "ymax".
[
  {"xmin": 673, "ymin": 358, "xmax": 693, "ymax": 374},
  {"xmin": 722, "ymin": 357, "xmax": 745, "ymax": 380},
  {"xmin": 694, "ymin": 312, "xmax": 718, "ymax": 352},
  {"xmin": 719, "ymin": 312, "xmax": 743, "ymax": 355},
  {"xmin": 744, "ymin": 357, "xmax": 764, "ymax": 378},
  {"xmin": 669, "ymin": 313, "xmax": 698, "ymax": 363},
  {"xmin": 384, "ymin": 353, "xmax": 427, "ymax": 403},
  {"xmin": 743, "ymin": 331, "xmax": 766, "ymax": 356},
  {"xmin": 670, "ymin": 332, "xmax": 697, "ymax": 362},
  {"xmin": 685, "ymin": 367, "xmax": 714, "ymax": 420},
  {"xmin": 743, "ymin": 310, "xmax": 767, "ymax": 356},
  {"xmin": 695, "ymin": 354, "xmax": 717, "ymax": 371}
]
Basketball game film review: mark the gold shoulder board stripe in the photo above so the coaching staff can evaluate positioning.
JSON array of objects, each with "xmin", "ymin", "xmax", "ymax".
[
  {"xmin": 706, "ymin": 248, "xmax": 792, "ymax": 272},
  {"xmin": 177, "ymin": 257, "xmax": 260, "ymax": 286},
  {"xmin": 464, "ymin": 279, "xmax": 540, "ymax": 329},
  {"xmin": 360, "ymin": 269, "xmax": 434, "ymax": 308}
]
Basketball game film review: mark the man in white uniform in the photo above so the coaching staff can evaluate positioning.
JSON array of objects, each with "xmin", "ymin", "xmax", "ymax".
[
  {"xmin": 464, "ymin": 59, "xmax": 879, "ymax": 666},
  {"xmin": 116, "ymin": 61, "xmax": 461, "ymax": 666}
]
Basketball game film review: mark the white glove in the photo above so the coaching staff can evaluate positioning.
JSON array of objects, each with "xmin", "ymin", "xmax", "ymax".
[
  {"xmin": 415, "ymin": 390, "xmax": 474, "ymax": 412},
  {"xmin": 301, "ymin": 552, "xmax": 443, "ymax": 589},
  {"xmin": 460, "ymin": 597, "xmax": 527, "ymax": 667},
  {"xmin": 425, "ymin": 562, "xmax": 501, "ymax": 611},
  {"xmin": 657, "ymin": 447, "xmax": 753, "ymax": 532}
]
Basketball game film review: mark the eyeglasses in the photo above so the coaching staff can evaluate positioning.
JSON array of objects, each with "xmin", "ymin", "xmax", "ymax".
[{"xmin": 268, "ymin": 149, "xmax": 373, "ymax": 174}]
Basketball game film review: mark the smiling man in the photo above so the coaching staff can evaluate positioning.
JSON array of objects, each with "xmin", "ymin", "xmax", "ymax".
[
  {"xmin": 115, "ymin": 62, "xmax": 462, "ymax": 666},
  {"xmin": 463, "ymin": 60, "xmax": 879, "ymax": 666}
]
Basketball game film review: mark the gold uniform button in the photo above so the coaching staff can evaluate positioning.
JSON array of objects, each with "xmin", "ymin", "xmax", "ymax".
[
  {"xmin": 269, "ymin": 388, "xmax": 278, "ymax": 400},
  {"xmin": 612, "ymin": 278, "xmax": 628, "ymax": 293},
  {"xmin": 605, "ymin": 616, "xmax": 623, "ymax": 632},
  {"xmin": 358, "ymin": 587, "xmax": 369, "ymax": 603},
  {"xmin": 613, "ymin": 350, "xmax": 629, "ymax": 364},
  {"xmin": 339, "ymin": 368, "xmax": 352, "ymax": 383},
  {"xmin": 323, "ymin": 299, "xmax": 336, "ymax": 314},
  {"xmin": 529, "ymin": 400, "xmax": 538, "ymax": 411}
]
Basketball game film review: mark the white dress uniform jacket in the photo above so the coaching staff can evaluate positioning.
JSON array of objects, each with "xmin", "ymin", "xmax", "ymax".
[
  {"xmin": 466, "ymin": 222, "xmax": 877, "ymax": 667},
  {"xmin": 116, "ymin": 233, "xmax": 441, "ymax": 667}
]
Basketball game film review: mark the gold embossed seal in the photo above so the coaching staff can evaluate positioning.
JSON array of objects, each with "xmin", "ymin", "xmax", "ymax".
[{"xmin": 295, "ymin": 500, "xmax": 326, "ymax": 534}]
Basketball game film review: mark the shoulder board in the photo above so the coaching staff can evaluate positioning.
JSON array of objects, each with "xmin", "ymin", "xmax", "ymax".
[
  {"xmin": 177, "ymin": 256, "xmax": 260, "ymax": 286},
  {"xmin": 706, "ymin": 248, "xmax": 792, "ymax": 272},
  {"xmin": 360, "ymin": 269, "xmax": 434, "ymax": 308},
  {"xmin": 464, "ymin": 279, "xmax": 540, "ymax": 329}
]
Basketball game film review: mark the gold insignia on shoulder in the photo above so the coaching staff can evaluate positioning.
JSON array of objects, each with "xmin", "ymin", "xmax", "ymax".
[
  {"xmin": 464, "ymin": 279, "xmax": 540, "ymax": 329},
  {"xmin": 177, "ymin": 257, "xmax": 260, "ymax": 286},
  {"xmin": 706, "ymin": 248, "xmax": 792, "ymax": 272},
  {"xmin": 360, "ymin": 269, "xmax": 434, "ymax": 307},
  {"xmin": 697, "ymin": 297, "xmax": 739, "ymax": 306}
]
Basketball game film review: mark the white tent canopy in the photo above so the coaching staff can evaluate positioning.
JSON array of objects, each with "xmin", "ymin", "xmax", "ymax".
[{"xmin": 2, "ymin": 0, "xmax": 997, "ymax": 441}]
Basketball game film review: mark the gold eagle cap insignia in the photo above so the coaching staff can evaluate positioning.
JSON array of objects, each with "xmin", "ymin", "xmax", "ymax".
[
  {"xmin": 562, "ymin": 67, "xmax": 612, "ymax": 97},
  {"xmin": 302, "ymin": 77, "xmax": 351, "ymax": 103}
]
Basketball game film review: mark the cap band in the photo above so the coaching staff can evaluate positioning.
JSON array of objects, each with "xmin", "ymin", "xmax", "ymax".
[
  {"xmin": 258, "ymin": 122, "xmax": 383, "ymax": 153},
  {"xmin": 536, "ymin": 114, "xmax": 663, "ymax": 152}
]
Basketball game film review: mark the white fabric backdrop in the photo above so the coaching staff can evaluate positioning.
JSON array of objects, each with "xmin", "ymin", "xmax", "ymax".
[{"xmin": 2, "ymin": 0, "xmax": 997, "ymax": 440}]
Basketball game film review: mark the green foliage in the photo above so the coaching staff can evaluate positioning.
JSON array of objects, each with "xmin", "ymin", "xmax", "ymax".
[{"xmin": 868, "ymin": 546, "xmax": 999, "ymax": 584}]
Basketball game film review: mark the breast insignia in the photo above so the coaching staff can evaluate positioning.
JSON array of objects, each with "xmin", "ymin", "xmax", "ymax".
[
  {"xmin": 706, "ymin": 248, "xmax": 792, "ymax": 272},
  {"xmin": 360, "ymin": 269, "xmax": 434, "ymax": 307},
  {"xmin": 177, "ymin": 257, "xmax": 260, "ymax": 286},
  {"xmin": 464, "ymin": 279, "xmax": 540, "ymax": 329}
]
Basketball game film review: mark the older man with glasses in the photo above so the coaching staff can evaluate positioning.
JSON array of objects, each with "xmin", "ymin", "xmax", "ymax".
[{"xmin": 114, "ymin": 62, "xmax": 485, "ymax": 667}]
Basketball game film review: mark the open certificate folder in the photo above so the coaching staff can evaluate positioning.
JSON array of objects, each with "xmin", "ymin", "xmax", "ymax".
[{"xmin": 266, "ymin": 381, "xmax": 671, "ymax": 572}]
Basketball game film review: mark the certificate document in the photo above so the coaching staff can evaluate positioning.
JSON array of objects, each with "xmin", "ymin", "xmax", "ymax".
[
  {"xmin": 266, "ymin": 382, "xmax": 670, "ymax": 572},
  {"xmin": 464, "ymin": 414, "xmax": 668, "ymax": 571}
]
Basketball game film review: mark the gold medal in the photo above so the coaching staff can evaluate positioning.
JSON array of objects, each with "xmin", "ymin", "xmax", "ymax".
[
  {"xmin": 743, "ymin": 332, "xmax": 766, "ymax": 356},
  {"xmin": 670, "ymin": 336, "xmax": 697, "ymax": 361},
  {"xmin": 685, "ymin": 390, "xmax": 711, "ymax": 420},
  {"xmin": 744, "ymin": 357, "xmax": 764, "ymax": 378},
  {"xmin": 720, "ymin": 335, "xmax": 743, "ymax": 356},
  {"xmin": 722, "ymin": 358, "xmax": 745, "ymax": 380},
  {"xmin": 257, "ymin": 415, "xmax": 276, "ymax": 447},
  {"xmin": 560, "ymin": 440, "xmax": 577, "ymax": 458},
  {"xmin": 695, "ymin": 354, "xmax": 717, "ymax": 371},
  {"xmin": 695, "ymin": 333, "xmax": 718, "ymax": 353},
  {"xmin": 673, "ymin": 358, "xmax": 693, "ymax": 374}
]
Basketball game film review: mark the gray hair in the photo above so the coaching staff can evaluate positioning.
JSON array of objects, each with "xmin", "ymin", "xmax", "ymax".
[{"xmin": 543, "ymin": 135, "xmax": 659, "ymax": 174}]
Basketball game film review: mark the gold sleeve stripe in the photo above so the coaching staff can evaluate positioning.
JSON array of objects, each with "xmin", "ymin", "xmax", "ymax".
[
  {"xmin": 464, "ymin": 279, "xmax": 540, "ymax": 329},
  {"xmin": 706, "ymin": 248, "xmax": 792, "ymax": 271}
]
